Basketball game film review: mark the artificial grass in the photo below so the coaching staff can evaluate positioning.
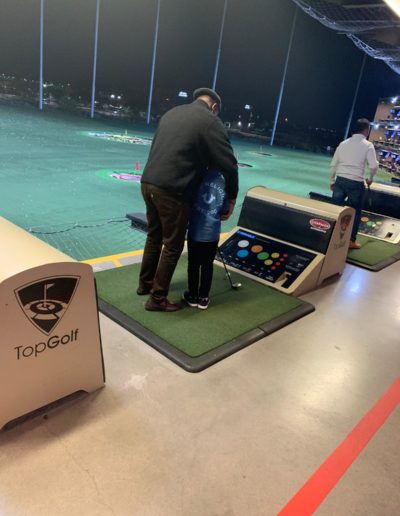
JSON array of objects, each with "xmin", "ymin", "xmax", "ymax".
[
  {"xmin": 95, "ymin": 257, "xmax": 307, "ymax": 359},
  {"xmin": 0, "ymin": 104, "xmax": 335, "ymax": 260},
  {"xmin": 347, "ymin": 235, "xmax": 400, "ymax": 268},
  {"xmin": 1, "ymin": 104, "xmax": 395, "ymax": 262}
]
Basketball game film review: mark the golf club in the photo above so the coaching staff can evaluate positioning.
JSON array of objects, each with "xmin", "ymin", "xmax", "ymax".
[
  {"xmin": 217, "ymin": 248, "xmax": 242, "ymax": 290},
  {"xmin": 367, "ymin": 182, "xmax": 372, "ymax": 210}
]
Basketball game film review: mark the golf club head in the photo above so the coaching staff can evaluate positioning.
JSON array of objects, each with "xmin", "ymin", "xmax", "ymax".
[{"xmin": 232, "ymin": 282, "xmax": 242, "ymax": 289}]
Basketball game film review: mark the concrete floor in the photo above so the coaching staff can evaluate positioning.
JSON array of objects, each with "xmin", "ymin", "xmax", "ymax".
[{"xmin": 1, "ymin": 259, "xmax": 399, "ymax": 515}]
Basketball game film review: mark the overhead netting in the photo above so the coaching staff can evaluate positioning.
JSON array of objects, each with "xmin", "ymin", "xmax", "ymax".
[{"xmin": 291, "ymin": 0, "xmax": 400, "ymax": 74}]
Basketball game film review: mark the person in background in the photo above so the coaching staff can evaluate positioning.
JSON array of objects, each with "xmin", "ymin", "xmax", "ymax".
[
  {"xmin": 138, "ymin": 88, "xmax": 238, "ymax": 312},
  {"xmin": 182, "ymin": 168, "xmax": 230, "ymax": 310},
  {"xmin": 330, "ymin": 118, "xmax": 379, "ymax": 249}
]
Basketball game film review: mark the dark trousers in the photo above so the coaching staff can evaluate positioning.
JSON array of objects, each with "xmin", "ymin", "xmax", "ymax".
[
  {"xmin": 332, "ymin": 176, "xmax": 365, "ymax": 242},
  {"xmin": 139, "ymin": 183, "xmax": 190, "ymax": 301},
  {"xmin": 187, "ymin": 240, "xmax": 219, "ymax": 299}
]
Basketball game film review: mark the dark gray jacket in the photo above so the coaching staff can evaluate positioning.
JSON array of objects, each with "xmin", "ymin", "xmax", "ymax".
[{"xmin": 141, "ymin": 100, "xmax": 238, "ymax": 201}]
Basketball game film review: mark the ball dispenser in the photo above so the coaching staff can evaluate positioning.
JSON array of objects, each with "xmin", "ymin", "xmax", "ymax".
[{"xmin": 217, "ymin": 187, "xmax": 355, "ymax": 296}]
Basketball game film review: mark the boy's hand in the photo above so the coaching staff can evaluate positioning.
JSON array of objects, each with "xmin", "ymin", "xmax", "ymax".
[
  {"xmin": 365, "ymin": 178, "xmax": 373, "ymax": 187},
  {"xmin": 221, "ymin": 199, "xmax": 236, "ymax": 221}
]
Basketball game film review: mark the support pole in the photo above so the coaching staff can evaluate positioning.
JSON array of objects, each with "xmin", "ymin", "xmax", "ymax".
[
  {"xmin": 147, "ymin": 0, "xmax": 161, "ymax": 125},
  {"xmin": 39, "ymin": 0, "xmax": 44, "ymax": 110},
  {"xmin": 344, "ymin": 53, "xmax": 367, "ymax": 139},
  {"xmin": 212, "ymin": 0, "xmax": 228, "ymax": 91},
  {"xmin": 270, "ymin": 6, "xmax": 298, "ymax": 146},
  {"xmin": 90, "ymin": 0, "xmax": 100, "ymax": 119}
]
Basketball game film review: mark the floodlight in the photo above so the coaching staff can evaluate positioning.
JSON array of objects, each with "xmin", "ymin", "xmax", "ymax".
[{"xmin": 383, "ymin": 1, "xmax": 400, "ymax": 18}]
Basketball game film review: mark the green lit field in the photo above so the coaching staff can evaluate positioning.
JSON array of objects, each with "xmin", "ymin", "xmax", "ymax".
[{"xmin": 0, "ymin": 103, "xmax": 392, "ymax": 260}]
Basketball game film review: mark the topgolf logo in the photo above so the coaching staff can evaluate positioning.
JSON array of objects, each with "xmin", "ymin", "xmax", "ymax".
[{"xmin": 14, "ymin": 276, "xmax": 80, "ymax": 335}]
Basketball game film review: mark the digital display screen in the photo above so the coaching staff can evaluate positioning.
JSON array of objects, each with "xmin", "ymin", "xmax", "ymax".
[{"xmin": 217, "ymin": 229, "xmax": 317, "ymax": 288}]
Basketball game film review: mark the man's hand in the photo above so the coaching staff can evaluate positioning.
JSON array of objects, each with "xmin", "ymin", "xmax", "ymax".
[
  {"xmin": 221, "ymin": 199, "xmax": 236, "ymax": 221},
  {"xmin": 330, "ymin": 183, "xmax": 335, "ymax": 192},
  {"xmin": 365, "ymin": 178, "xmax": 373, "ymax": 187}
]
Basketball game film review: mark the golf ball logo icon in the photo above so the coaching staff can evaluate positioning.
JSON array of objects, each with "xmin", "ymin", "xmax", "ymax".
[
  {"xmin": 28, "ymin": 287, "xmax": 64, "ymax": 320},
  {"xmin": 15, "ymin": 277, "xmax": 80, "ymax": 335}
]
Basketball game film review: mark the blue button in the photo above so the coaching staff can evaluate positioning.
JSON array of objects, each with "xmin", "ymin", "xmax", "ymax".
[{"xmin": 237, "ymin": 250, "xmax": 249, "ymax": 258}]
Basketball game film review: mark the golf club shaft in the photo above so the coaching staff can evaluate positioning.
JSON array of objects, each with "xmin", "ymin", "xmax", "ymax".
[{"xmin": 217, "ymin": 248, "xmax": 235, "ymax": 289}]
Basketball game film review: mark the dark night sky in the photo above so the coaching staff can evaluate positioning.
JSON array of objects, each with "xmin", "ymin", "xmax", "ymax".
[{"xmin": 1, "ymin": 0, "xmax": 399, "ymax": 131}]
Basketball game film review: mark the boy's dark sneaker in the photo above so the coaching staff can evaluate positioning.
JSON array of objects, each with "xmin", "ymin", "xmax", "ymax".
[
  {"xmin": 182, "ymin": 291, "xmax": 198, "ymax": 307},
  {"xmin": 198, "ymin": 297, "xmax": 210, "ymax": 310}
]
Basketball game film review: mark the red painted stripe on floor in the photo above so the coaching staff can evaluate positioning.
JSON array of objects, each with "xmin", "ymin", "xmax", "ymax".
[{"xmin": 278, "ymin": 378, "xmax": 400, "ymax": 516}]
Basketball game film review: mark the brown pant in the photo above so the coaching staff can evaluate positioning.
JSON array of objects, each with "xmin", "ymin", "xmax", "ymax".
[{"xmin": 139, "ymin": 183, "xmax": 190, "ymax": 301}]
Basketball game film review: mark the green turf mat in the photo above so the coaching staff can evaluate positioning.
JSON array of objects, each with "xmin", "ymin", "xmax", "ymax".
[
  {"xmin": 347, "ymin": 235, "xmax": 400, "ymax": 271},
  {"xmin": 96, "ymin": 257, "xmax": 314, "ymax": 371}
]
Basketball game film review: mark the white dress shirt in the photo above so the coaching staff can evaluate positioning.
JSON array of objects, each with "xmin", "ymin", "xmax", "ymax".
[{"xmin": 330, "ymin": 133, "xmax": 379, "ymax": 184}]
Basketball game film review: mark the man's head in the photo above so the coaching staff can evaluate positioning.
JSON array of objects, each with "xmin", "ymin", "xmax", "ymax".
[
  {"xmin": 193, "ymin": 88, "xmax": 222, "ymax": 115},
  {"xmin": 354, "ymin": 118, "xmax": 371, "ymax": 137}
]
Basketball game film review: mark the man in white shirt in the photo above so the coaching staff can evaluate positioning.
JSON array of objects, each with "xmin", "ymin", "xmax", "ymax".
[{"xmin": 330, "ymin": 118, "xmax": 379, "ymax": 249}]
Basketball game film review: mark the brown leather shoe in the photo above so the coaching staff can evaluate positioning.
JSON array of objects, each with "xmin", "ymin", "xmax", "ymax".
[
  {"xmin": 145, "ymin": 297, "xmax": 182, "ymax": 312},
  {"xmin": 348, "ymin": 241, "xmax": 361, "ymax": 250}
]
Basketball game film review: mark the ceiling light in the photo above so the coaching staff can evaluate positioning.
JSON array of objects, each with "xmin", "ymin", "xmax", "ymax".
[{"xmin": 383, "ymin": 0, "xmax": 400, "ymax": 18}]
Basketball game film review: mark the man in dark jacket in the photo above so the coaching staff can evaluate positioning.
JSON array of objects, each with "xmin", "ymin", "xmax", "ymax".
[{"xmin": 138, "ymin": 87, "xmax": 238, "ymax": 312}]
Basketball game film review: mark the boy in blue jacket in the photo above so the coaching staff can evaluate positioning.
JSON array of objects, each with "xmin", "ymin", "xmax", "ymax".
[{"xmin": 182, "ymin": 169, "xmax": 234, "ymax": 309}]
